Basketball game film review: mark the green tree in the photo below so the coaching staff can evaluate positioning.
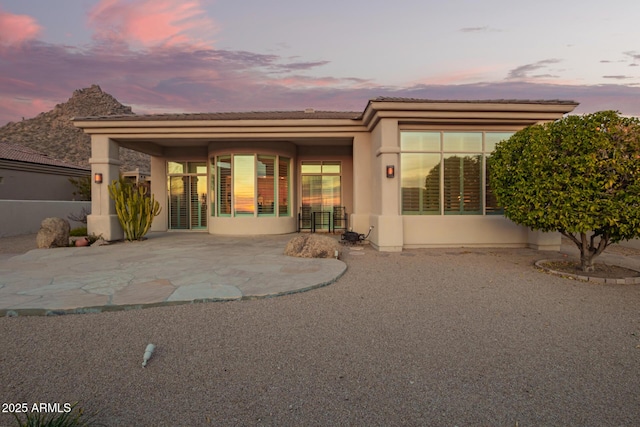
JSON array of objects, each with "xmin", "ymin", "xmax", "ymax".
[
  {"xmin": 68, "ymin": 176, "xmax": 91, "ymax": 200},
  {"xmin": 489, "ymin": 111, "xmax": 640, "ymax": 272}
]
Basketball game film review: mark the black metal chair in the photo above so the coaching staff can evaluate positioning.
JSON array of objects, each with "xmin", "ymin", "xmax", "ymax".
[
  {"xmin": 332, "ymin": 206, "xmax": 348, "ymax": 233},
  {"xmin": 298, "ymin": 206, "xmax": 312, "ymax": 232},
  {"xmin": 312, "ymin": 210, "xmax": 332, "ymax": 233}
]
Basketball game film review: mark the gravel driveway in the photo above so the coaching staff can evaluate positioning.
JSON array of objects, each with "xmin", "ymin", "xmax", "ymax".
[{"xmin": 1, "ymin": 244, "xmax": 639, "ymax": 426}]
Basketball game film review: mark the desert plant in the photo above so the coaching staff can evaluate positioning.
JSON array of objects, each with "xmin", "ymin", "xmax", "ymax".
[
  {"xmin": 107, "ymin": 178, "xmax": 161, "ymax": 241},
  {"xmin": 490, "ymin": 111, "xmax": 640, "ymax": 272},
  {"xmin": 12, "ymin": 402, "xmax": 102, "ymax": 427}
]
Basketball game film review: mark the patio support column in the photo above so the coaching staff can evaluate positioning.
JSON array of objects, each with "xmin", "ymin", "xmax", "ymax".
[
  {"xmin": 351, "ymin": 133, "xmax": 371, "ymax": 234},
  {"xmin": 87, "ymin": 135, "xmax": 123, "ymax": 241},
  {"xmin": 370, "ymin": 118, "xmax": 403, "ymax": 252}
]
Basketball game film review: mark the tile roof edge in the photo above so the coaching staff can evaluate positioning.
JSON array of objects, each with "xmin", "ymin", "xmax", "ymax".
[{"xmin": 0, "ymin": 141, "xmax": 90, "ymax": 170}]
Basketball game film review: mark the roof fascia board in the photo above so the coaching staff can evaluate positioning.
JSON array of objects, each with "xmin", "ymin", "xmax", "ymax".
[
  {"xmin": 362, "ymin": 101, "xmax": 578, "ymax": 130},
  {"xmin": 76, "ymin": 126, "xmax": 366, "ymax": 139},
  {"xmin": 109, "ymin": 130, "xmax": 364, "ymax": 141},
  {"xmin": 74, "ymin": 118, "xmax": 363, "ymax": 130}
]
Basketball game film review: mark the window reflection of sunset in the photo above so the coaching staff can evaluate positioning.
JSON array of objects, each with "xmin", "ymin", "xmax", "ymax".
[
  {"xmin": 214, "ymin": 154, "xmax": 290, "ymax": 217},
  {"xmin": 322, "ymin": 176, "xmax": 341, "ymax": 207},
  {"xmin": 234, "ymin": 155, "xmax": 254, "ymax": 215},
  {"xmin": 257, "ymin": 155, "xmax": 275, "ymax": 215},
  {"xmin": 401, "ymin": 153, "xmax": 439, "ymax": 187}
]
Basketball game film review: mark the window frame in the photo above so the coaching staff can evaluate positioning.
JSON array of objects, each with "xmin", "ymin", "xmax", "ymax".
[
  {"xmin": 400, "ymin": 131, "xmax": 514, "ymax": 216},
  {"xmin": 212, "ymin": 154, "xmax": 291, "ymax": 218}
]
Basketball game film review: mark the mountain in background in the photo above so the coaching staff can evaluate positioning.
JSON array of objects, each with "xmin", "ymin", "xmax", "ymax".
[{"xmin": 0, "ymin": 85, "xmax": 150, "ymax": 171}]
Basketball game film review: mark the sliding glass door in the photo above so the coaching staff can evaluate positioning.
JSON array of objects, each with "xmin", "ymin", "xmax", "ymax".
[
  {"xmin": 168, "ymin": 162, "xmax": 207, "ymax": 230},
  {"xmin": 301, "ymin": 161, "xmax": 341, "ymax": 230}
]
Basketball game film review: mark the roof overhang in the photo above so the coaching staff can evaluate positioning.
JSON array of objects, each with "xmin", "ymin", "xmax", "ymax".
[{"xmin": 361, "ymin": 98, "xmax": 579, "ymax": 130}]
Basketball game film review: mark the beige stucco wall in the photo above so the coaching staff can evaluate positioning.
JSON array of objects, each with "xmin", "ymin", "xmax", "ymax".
[{"xmin": 209, "ymin": 216, "xmax": 297, "ymax": 235}]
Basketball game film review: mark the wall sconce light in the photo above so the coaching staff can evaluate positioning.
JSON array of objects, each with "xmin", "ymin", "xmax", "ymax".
[
  {"xmin": 386, "ymin": 165, "xmax": 395, "ymax": 178},
  {"xmin": 94, "ymin": 173, "xmax": 103, "ymax": 184}
]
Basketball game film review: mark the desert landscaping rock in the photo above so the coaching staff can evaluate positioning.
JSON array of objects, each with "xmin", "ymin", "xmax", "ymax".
[
  {"xmin": 36, "ymin": 217, "xmax": 70, "ymax": 248},
  {"xmin": 284, "ymin": 234, "xmax": 342, "ymax": 258}
]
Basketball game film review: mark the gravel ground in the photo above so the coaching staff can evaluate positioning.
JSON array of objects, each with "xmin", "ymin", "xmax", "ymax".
[
  {"xmin": 0, "ymin": 234, "xmax": 38, "ymax": 258},
  {"xmin": 1, "ymin": 242, "xmax": 640, "ymax": 426}
]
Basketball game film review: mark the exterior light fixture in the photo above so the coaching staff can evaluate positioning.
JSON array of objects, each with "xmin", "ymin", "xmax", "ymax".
[
  {"xmin": 386, "ymin": 165, "xmax": 395, "ymax": 178},
  {"xmin": 94, "ymin": 173, "xmax": 103, "ymax": 184}
]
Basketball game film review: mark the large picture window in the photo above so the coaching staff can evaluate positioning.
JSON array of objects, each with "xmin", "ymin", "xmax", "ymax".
[
  {"xmin": 400, "ymin": 131, "xmax": 513, "ymax": 215},
  {"xmin": 213, "ymin": 154, "xmax": 290, "ymax": 217}
]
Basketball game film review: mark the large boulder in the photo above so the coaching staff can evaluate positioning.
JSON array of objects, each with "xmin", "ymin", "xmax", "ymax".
[
  {"xmin": 36, "ymin": 217, "xmax": 71, "ymax": 248},
  {"xmin": 284, "ymin": 234, "xmax": 341, "ymax": 259}
]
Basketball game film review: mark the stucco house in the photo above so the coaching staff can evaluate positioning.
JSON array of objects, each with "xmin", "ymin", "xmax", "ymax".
[{"xmin": 73, "ymin": 97, "xmax": 578, "ymax": 251}]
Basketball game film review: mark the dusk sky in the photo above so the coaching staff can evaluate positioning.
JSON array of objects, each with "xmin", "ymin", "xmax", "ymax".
[{"xmin": 1, "ymin": 0, "xmax": 639, "ymax": 125}]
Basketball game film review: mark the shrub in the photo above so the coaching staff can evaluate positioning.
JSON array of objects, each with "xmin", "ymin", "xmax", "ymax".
[
  {"xmin": 490, "ymin": 111, "xmax": 640, "ymax": 272},
  {"xmin": 70, "ymin": 227, "xmax": 88, "ymax": 237},
  {"xmin": 12, "ymin": 402, "xmax": 103, "ymax": 427}
]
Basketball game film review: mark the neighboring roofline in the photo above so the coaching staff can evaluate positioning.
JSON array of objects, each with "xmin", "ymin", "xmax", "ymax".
[
  {"xmin": 0, "ymin": 159, "xmax": 91, "ymax": 177},
  {"xmin": 0, "ymin": 141, "xmax": 90, "ymax": 171}
]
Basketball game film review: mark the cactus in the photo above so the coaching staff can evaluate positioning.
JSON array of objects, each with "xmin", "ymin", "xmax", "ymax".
[{"xmin": 108, "ymin": 179, "xmax": 161, "ymax": 241}]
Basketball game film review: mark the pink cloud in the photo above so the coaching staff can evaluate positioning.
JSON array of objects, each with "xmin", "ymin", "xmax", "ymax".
[
  {"xmin": 2, "ymin": 38, "xmax": 640, "ymax": 126},
  {"xmin": 0, "ymin": 8, "xmax": 42, "ymax": 48},
  {"xmin": 270, "ymin": 75, "xmax": 372, "ymax": 89},
  {"xmin": 87, "ymin": 0, "xmax": 216, "ymax": 48},
  {"xmin": 0, "ymin": 95, "xmax": 55, "ymax": 125},
  {"xmin": 413, "ymin": 65, "xmax": 504, "ymax": 86}
]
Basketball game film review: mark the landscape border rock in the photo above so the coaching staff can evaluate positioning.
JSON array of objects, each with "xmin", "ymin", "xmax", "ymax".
[
  {"xmin": 535, "ymin": 259, "xmax": 640, "ymax": 284},
  {"xmin": 284, "ymin": 234, "xmax": 342, "ymax": 259}
]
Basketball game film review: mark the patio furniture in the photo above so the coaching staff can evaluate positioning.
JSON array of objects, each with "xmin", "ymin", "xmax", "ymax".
[
  {"xmin": 332, "ymin": 206, "xmax": 348, "ymax": 233},
  {"xmin": 298, "ymin": 206, "xmax": 312, "ymax": 232}
]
